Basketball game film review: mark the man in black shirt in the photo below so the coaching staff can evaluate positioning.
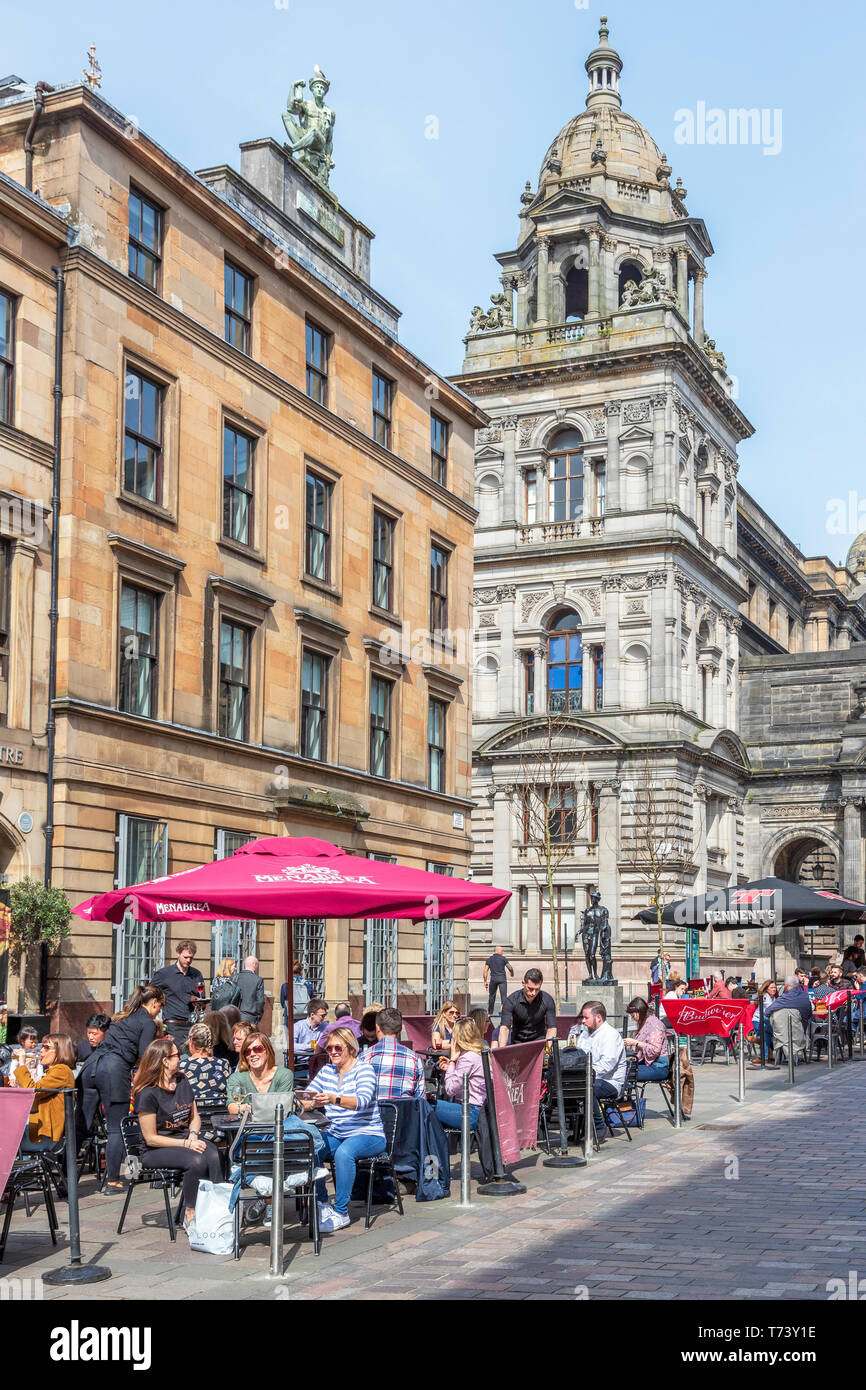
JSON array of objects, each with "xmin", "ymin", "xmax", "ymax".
[
  {"xmin": 151, "ymin": 940, "xmax": 204, "ymax": 1048},
  {"xmin": 483, "ymin": 945, "xmax": 514, "ymax": 1018},
  {"xmin": 75, "ymin": 1013, "xmax": 112, "ymax": 1063},
  {"xmin": 498, "ymin": 969, "xmax": 557, "ymax": 1048}
]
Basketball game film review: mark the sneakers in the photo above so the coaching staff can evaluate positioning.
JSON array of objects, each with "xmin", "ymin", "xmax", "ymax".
[{"xmin": 317, "ymin": 1203, "xmax": 350, "ymax": 1233}]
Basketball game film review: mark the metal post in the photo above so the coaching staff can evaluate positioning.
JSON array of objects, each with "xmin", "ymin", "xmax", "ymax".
[
  {"xmin": 543, "ymin": 1039, "xmax": 586, "ymax": 1168},
  {"xmin": 787, "ymin": 1013, "xmax": 795, "ymax": 1085},
  {"xmin": 476, "ymin": 1048, "xmax": 526, "ymax": 1196},
  {"xmin": 847, "ymin": 994, "xmax": 854, "ymax": 1062},
  {"xmin": 458, "ymin": 1074, "xmax": 472, "ymax": 1206},
  {"xmin": 758, "ymin": 994, "xmax": 766, "ymax": 1069},
  {"xmin": 736, "ymin": 1020, "xmax": 746, "ymax": 1103},
  {"xmin": 269, "ymin": 1103, "xmax": 284, "ymax": 1277},
  {"xmin": 582, "ymin": 1052, "xmax": 595, "ymax": 1161},
  {"xmin": 827, "ymin": 1003, "xmax": 833, "ymax": 1072},
  {"xmin": 859, "ymin": 993, "xmax": 864, "ymax": 1057},
  {"xmin": 672, "ymin": 1036, "xmax": 682, "ymax": 1129},
  {"xmin": 42, "ymin": 1089, "xmax": 111, "ymax": 1286}
]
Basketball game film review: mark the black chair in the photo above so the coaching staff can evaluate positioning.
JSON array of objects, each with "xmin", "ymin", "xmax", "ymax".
[
  {"xmin": 354, "ymin": 1101, "xmax": 404, "ymax": 1229},
  {"xmin": 232, "ymin": 1124, "xmax": 320, "ymax": 1259},
  {"xmin": 599, "ymin": 1056, "xmax": 642, "ymax": 1140},
  {"xmin": 806, "ymin": 1014, "xmax": 844, "ymax": 1063},
  {"xmin": 116, "ymin": 1114, "xmax": 185, "ymax": 1242},
  {"xmin": 77, "ymin": 1108, "xmax": 108, "ymax": 1191},
  {"xmin": 538, "ymin": 1061, "xmax": 599, "ymax": 1154},
  {"xmin": 0, "ymin": 1157, "xmax": 59, "ymax": 1262}
]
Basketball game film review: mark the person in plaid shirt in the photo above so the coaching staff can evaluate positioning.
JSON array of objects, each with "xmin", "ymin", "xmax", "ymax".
[{"xmin": 368, "ymin": 1008, "xmax": 426, "ymax": 1100}]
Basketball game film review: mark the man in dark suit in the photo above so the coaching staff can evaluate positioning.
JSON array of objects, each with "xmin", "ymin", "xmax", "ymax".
[{"xmin": 236, "ymin": 955, "xmax": 265, "ymax": 1025}]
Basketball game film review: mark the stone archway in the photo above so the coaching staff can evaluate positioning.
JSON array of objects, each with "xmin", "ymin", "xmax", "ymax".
[{"xmin": 771, "ymin": 832, "xmax": 840, "ymax": 890}]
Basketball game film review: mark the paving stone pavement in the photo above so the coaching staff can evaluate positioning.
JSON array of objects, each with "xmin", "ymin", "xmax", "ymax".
[{"xmin": 3, "ymin": 1055, "xmax": 864, "ymax": 1301}]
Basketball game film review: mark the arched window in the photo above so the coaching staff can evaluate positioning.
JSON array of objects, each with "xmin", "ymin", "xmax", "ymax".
[
  {"xmin": 474, "ymin": 655, "xmax": 499, "ymax": 719},
  {"xmin": 618, "ymin": 259, "xmax": 643, "ymax": 304},
  {"xmin": 565, "ymin": 266, "xmax": 588, "ymax": 321},
  {"xmin": 547, "ymin": 428, "xmax": 584, "ymax": 522},
  {"xmin": 547, "ymin": 610, "xmax": 582, "ymax": 713}
]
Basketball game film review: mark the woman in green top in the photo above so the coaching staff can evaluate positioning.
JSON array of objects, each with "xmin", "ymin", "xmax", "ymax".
[{"xmin": 226, "ymin": 1032, "xmax": 294, "ymax": 1113}]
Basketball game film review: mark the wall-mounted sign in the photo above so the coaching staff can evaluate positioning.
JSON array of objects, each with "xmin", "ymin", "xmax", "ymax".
[
  {"xmin": 17, "ymin": 812, "xmax": 33, "ymax": 834},
  {"xmin": 0, "ymin": 748, "xmax": 23, "ymax": 765}
]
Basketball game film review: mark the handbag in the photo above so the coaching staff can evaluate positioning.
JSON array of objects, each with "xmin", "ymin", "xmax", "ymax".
[{"xmin": 186, "ymin": 1180, "xmax": 235, "ymax": 1254}]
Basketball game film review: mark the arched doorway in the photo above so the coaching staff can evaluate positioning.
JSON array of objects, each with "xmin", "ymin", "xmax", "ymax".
[{"xmin": 773, "ymin": 835, "xmax": 839, "ymax": 890}]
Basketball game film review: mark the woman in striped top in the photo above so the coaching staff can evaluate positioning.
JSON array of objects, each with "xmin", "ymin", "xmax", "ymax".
[{"xmin": 301, "ymin": 1026, "xmax": 385, "ymax": 1232}]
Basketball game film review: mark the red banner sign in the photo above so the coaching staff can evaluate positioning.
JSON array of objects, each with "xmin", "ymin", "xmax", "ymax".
[
  {"xmin": 401, "ymin": 1015, "xmax": 435, "ymax": 1052},
  {"xmin": 663, "ymin": 997, "xmax": 754, "ymax": 1037},
  {"xmin": 555, "ymin": 1015, "xmax": 581, "ymax": 1040},
  {"xmin": 489, "ymin": 1040, "xmax": 546, "ymax": 1164},
  {"xmin": 0, "ymin": 1090, "xmax": 36, "ymax": 1200}
]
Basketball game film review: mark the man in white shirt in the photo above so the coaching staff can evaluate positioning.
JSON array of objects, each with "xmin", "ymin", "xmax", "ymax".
[{"xmin": 573, "ymin": 1000, "xmax": 627, "ymax": 1139}]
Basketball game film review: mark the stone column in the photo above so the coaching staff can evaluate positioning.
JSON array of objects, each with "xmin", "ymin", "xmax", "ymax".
[
  {"xmin": 648, "ymin": 571, "xmax": 667, "ymax": 704},
  {"xmin": 536, "ymin": 235, "xmax": 551, "ymax": 326},
  {"xmin": 686, "ymin": 589, "xmax": 699, "ymax": 713},
  {"xmin": 597, "ymin": 780, "xmax": 622, "ymax": 944},
  {"xmin": 604, "ymin": 399, "xmax": 621, "ymax": 512},
  {"xmin": 693, "ymin": 268, "xmax": 706, "ymax": 342},
  {"xmin": 665, "ymin": 569, "xmax": 677, "ymax": 702},
  {"xmin": 601, "ymin": 234, "xmax": 617, "ymax": 316},
  {"xmin": 498, "ymin": 586, "xmax": 517, "ymax": 717},
  {"xmin": 727, "ymin": 797, "xmax": 740, "ymax": 887},
  {"xmin": 841, "ymin": 797, "xmax": 865, "ymax": 903},
  {"xmin": 716, "ymin": 620, "xmax": 728, "ymax": 729},
  {"xmin": 8, "ymin": 539, "xmax": 37, "ymax": 730},
  {"xmin": 693, "ymin": 778, "xmax": 708, "ymax": 895},
  {"xmin": 587, "ymin": 228, "xmax": 601, "ymax": 316},
  {"xmin": 676, "ymin": 247, "xmax": 689, "ymax": 320},
  {"xmin": 515, "ymin": 271, "xmax": 530, "ymax": 331},
  {"xmin": 492, "ymin": 788, "xmax": 515, "ymax": 946},
  {"xmin": 581, "ymin": 643, "xmax": 593, "ymax": 711},
  {"xmin": 602, "ymin": 578, "xmax": 621, "ymax": 707},
  {"xmin": 501, "ymin": 416, "xmax": 517, "ymax": 524},
  {"xmin": 651, "ymin": 394, "xmax": 667, "ymax": 506},
  {"xmin": 534, "ymin": 643, "xmax": 547, "ymax": 713}
]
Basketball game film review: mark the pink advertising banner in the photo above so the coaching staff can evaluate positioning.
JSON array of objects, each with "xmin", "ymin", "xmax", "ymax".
[
  {"xmin": 0, "ymin": 1090, "xmax": 36, "ymax": 1197},
  {"xmin": 402, "ymin": 1015, "xmax": 435, "ymax": 1052},
  {"xmin": 489, "ymin": 1039, "xmax": 546, "ymax": 1164}
]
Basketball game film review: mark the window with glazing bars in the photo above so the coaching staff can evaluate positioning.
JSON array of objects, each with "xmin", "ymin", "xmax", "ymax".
[
  {"xmin": 0, "ymin": 290, "xmax": 16, "ymax": 426},
  {"xmin": 0, "ymin": 541, "xmax": 9, "ymax": 725},
  {"xmin": 424, "ymin": 862, "xmax": 454, "ymax": 1012},
  {"xmin": 301, "ymin": 649, "xmax": 329, "ymax": 760},
  {"xmin": 118, "ymin": 582, "xmax": 158, "ymax": 718},
  {"xmin": 427, "ymin": 698, "xmax": 446, "ymax": 792},
  {"xmin": 123, "ymin": 369, "xmax": 164, "ymax": 504},
  {"xmin": 305, "ymin": 471, "xmax": 332, "ymax": 581},
  {"xmin": 218, "ymin": 619, "xmax": 250, "ymax": 741},
  {"xmin": 430, "ymin": 544, "xmax": 448, "ymax": 634},
  {"xmin": 128, "ymin": 187, "xmax": 163, "ymax": 289},
  {"xmin": 369, "ymin": 676, "xmax": 392, "ymax": 778},
  {"xmin": 371, "ymin": 509, "xmax": 394, "ymax": 611},
  {"xmin": 224, "ymin": 260, "xmax": 252, "ymax": 352},
  {"xmin": 305, "ymin": 321, "xmax": 329, "ymax": 405},
  {"xmin": 223, "ymin": 424, "xmax": 255, "ymax": 547},
  {"xmin": 213, "ymin": 829, "xmax": 257, "ymax": 967},
  {"xmin": 372, "ymin": 370, "xmax": 392, "ymax": 448},
  {"xmin": 294, "ymin": 918, "xmax": 326, "ymax": 997},
  {"xmin": 112, "ymin": 815, "xmax": 167, "ymax": 1011},
  {"xmin": 431, "ymin": 413, "xmax": 449, "ymax": 486}
]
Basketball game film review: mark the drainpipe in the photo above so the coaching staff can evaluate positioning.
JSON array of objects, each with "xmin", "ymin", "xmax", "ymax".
[
  {"xmin": 24, "ymin": 81, "xmax": 54, "ymax": 192},
  {"xmin": 40, "ymin": 263, "xmax": 64, "ymax": 1012}
]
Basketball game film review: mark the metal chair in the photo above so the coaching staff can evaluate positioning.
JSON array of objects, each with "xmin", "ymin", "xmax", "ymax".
[
  {"xmin": 354, "ymin": 1101, "xmax": 404, "ymax": 1229},
  {"xmin": 0, "ymin": 1156, "xmax": 59, "ymax": 1262},
  {"xmin": 599, "ymin": 1056, "xmax": 643, "ymax": 1140},
  {"xmin": 538, "ymin": 1059, "xmax": 600, "ymax": 1154},
  {"xmin": 232, "ymin": 1124, "xmax": 320, "ymax": 1259},
  {"xmin": 116, "ymin": 1114, "xmax": 185, "ymax": 1242},
  {"xmin": 77, "ymin": 1107, "xmax": 108, "ymax": 1191}
]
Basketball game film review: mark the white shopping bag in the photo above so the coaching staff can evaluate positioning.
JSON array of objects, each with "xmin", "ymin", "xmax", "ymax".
[{"xmin": 186, "ymin": 1181, "xmax": 235, "ymax": 1255}]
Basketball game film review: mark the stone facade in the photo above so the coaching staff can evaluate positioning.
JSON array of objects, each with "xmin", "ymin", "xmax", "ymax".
[{"xmin": 0, "ymin": 77, "xmax": 484, "ymax": 1022}]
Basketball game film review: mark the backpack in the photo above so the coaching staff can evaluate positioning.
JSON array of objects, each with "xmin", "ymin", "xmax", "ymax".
[
  {"xmin": 292, "ymin": 977, "xmax": 311, "ymax": 1021},
  {"xmin": 210, "ymin": 974, "xmax": 240, "ymax": 1010}
]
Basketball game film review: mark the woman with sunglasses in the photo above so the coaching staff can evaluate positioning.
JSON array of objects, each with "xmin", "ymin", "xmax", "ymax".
[
  {"xmin": 133, "ymin": 1037, "xmax": 222, "ymax": 1228},
  {"xmin": 10, "ymin": 1034, "xmax": 76, "ymax": 1152},
  {"xmin": 299, "ymin": 1026, "xmax": 385, "ymax": 1233},
  {"xmin": 226, "ymin": 1032, "xmax": 294, "ymax": 1114},
  {"xmin": 431, "ymin": 1000, "xmax": 460, "ymax": 1051}
]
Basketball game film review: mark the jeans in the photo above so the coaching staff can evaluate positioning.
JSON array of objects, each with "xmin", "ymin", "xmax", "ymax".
[
  {"xmin": 316, "ymin": 1131, "xmax": 385, "ymax": 1216},
  {"xmin": 434, "ymin": 1100, "xmax": 481, "ymax": 1131},
  {"xmin": 487, "ymin": 979, "xmax": 508, "ymax": 1015},
  {"xmin": 141, "ymin": 1139, "xmax": 221, "ymax": 1209},
  {"xmin": 636, "ymin": 1059, "xmax": 669, "ymax": 1083},
  {"xmin": 592, "ymin": 1078, "xmax": 619, "ymax": 1133},
  {"xmin": 756, "ymin": 1019, "xmax": 774, "ymax": 1060}
]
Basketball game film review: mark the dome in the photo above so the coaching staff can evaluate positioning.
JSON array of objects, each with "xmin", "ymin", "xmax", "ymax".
[{"xmin": 847, "ymin": 532, "xmax": 866, "ymax": 579}]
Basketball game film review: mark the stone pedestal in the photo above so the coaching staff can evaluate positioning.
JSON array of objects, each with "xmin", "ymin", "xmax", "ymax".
[{"xmin": 571, "ymin": 981, "xmax": 625, "ymax": 1024}]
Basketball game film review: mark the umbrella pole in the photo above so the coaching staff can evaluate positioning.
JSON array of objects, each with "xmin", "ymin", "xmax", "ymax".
[{"xmin": 285, "ymin": 920, "xmax": 295, "ymax": 1073}]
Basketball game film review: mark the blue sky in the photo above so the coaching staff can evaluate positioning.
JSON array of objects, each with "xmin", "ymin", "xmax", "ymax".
[{"xmin": 4, "ymin": 0, "xmax": 864, "ymax": 562}]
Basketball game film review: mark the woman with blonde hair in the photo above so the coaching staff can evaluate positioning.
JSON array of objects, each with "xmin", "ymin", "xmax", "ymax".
[
  {"xmin": 10, "ymin": 1034, "xmax": 76, "ymax": 1152},
  {"xmin": 431, "ymin": 1000, "xmax": 460, "ymax": 1050},
  {"xmin": 435, "ymin": 1016, "xmax": 487, "ymax": 1131},
  {"xmin": 210, "ymin": 957, "xmax": 240, "ymax": 1010},
  {"xmin": 181, "ymin": 1022, "xmax": 232, "ymax": 1107},
  {"xmin": 300, "ymin": 1026, "xmax": 384, "ymax": 1233},
  {"xmin": 133, "ymin": 1036, "xmax": 222, "ymax": 1227}
]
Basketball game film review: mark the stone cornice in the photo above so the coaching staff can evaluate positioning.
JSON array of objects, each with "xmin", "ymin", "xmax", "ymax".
[
  {"xmin": 0, "ymin": 420, "xmax": 55, "ymax": 469},
  {"xmin": 63, "ymin": 244, "xmax": 480, "ymax": 526},
  {"xmin": 0, "ymin": 169, "xmax": 70, "ymax": 247}
]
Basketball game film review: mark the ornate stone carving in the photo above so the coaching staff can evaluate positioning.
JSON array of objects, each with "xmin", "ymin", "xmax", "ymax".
[
  {"xmin": 478, "ymin": 611, "xmax": 497, "ymax": 628},
  {"xmin": 605, "ymin": 399, "xmax": 622, "ymax": 418},
  {"xmin": 651, "ymin": 393, "xmax": 669, "ymax": 411},
  {"xmin": 602, "ymin": 575, "xmax": 626, "ymax": 592},
  {"xmin": 652, "ymin": 247, "xmax": 671, "ymax": 263},
  {"xmin": 702, "ymin": 334, "xmax": 728, "ymax": 372},
  {"xmin": 584, "ymin": 408, "xmax": 606, "ymax": 437},
  {"xmin": 620, "ymin": 264, "xmax": 678, "ymax": 309},
  {"xmin": 600, "ymin": 234, "xmax": 618, "ymax": 253},
  {"xmin": 553, "ymin": 581, "xmax": 566, "ymax": 602},
  {"xmin": 282, "ymin": 68, "xmax": 335, "ymax": 185},
  {"xmin": 582, "ymin": 587, "xmax": 602, "ymax": 616},
  {"xmin": 473, "ymin": 588, "xmax": 499, "ymax": 606},
  {"xmin": 501, "ymin": 414, "xmax": 518, "ymax": 429},
  {"xmin": 520, "ymin": 590, "xmax": 549, "ymax": 623},
  {"xmin": 626, "ymin": 597, "xmax": 646, "ymax": 615},
  {"xmin": 470, "ymin": 291, "xmax": 513, "ymax": 332},
  {"xmin": 762, "ymin": 803, "xmax": 840, "ymax": 821},
  {"xmin": 623, "ymin": 400, "xmax": 651, "ymax": 424},
  {"xmin": 590, "ymin": 137, "xmax": 607, "ymax": 167},
  {"xmin": 497, "ymin": 584, "xmax": 516, "ymax": 601},
  {"xmin": 477, "ymin": 426, "xmax": 502, "ymax": 444},
  {"xmin": 520, "ymin": 181, "xmax": 534, "ymax": 208},
  {"xmin": 645, "ymin": 571, "xmax": 668, "ymax": 589},
  {"xmin": 517, "ymin": 416, "xmax": 538, "ymax": 447}
]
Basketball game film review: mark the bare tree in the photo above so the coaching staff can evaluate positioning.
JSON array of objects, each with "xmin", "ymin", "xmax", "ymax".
[
  {"xmin": 619, "ymin": 753, "xmax": 690, "ymax": 985},
  {"xmin": 503, "ymin": 714, "xmax": 591, "ymax": 1011}
]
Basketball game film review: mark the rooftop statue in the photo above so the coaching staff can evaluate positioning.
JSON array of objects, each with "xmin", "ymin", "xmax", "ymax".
[
  {"xmin": 620, "ymin": 264, "xmax": 678, "ymax": 310},
  {"xmin": 282, "ymin": 67, "xmax": 335, "ymax": 186},
  {"xmin": 702, "ymin": 335, "xmax": 728, "ymax": 373}
]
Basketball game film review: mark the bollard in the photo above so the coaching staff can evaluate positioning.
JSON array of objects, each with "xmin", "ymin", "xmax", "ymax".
[
  {"xmin": 737, "ymin": 1020, "xmax": 746, "ymax": 1103},
  {"xmin": 673, "ymin": 1036, "xmax": 682, "ymax": 1129},
  {"xmin": 859, "ymin": 994, "xmax": 865, "ymax": 1057},
  {"xmin": 582, "ymin": 1052, "xmax": 595, "ymax": 1161},
  {"xmin": 42, "ymin": 1089, "xmax": 111, "ymax": 1287},
  {"xmin": 459, "ymin": 1074, "xmax": 472, "ymax": 1206},
  {"xmin": 476, "ymin": 1049, "xmax": 526, "ymax": 1196},
  {"xmin": 269, "ymin": 1103, "xmax": 285, "ymax": 1278},
  {"xmin": 544, "ymin": 1039, "xmax": 586, "ymax": 1168},
  {"xmin": 758, "ymin": 994, "xmax": 766, "ymax": 1069},
  {"xmin": 827, "ymin": 1003, "xmax": 833, "ymax": 1072},
  {"xmin": 787, "ymin": 1013, "xmax": 795, "ymax": 1085},
  {"xmin": 847, "ymin": 994, "xmax": 854, "ymax": 1062}
]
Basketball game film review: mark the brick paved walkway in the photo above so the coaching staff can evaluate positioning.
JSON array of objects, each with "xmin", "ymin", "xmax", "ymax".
[{"xmin": 4, "ymin": 1055, "xmax": 864, "ymax": 1301}]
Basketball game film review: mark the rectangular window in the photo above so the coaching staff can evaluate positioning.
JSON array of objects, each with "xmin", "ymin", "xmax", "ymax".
[
  {"xmin": 369, "ymin": 676, "xmax": 392, "ymax": 778},
  {"xmin": 588, "ymin": 783, "xmax": 599, "ymax": 844},
  {"xmin": 212, "ymin": 829, "xmax": 257, "ymax": 969},
  {"xmin": 595, "ymin": 462, "xmax": 606, "ymax": 516},
  {"xmin": 520, "ymin": 788, "xmax": 532, "ymax": 844},
  {"xmin": 372, "ymin": 370, "xmax": 393, "ymax": 449},
  {"xmin": 525, "ymin": 469, "xmax": 537, "ymax": 524},
  {"xmin": 431, "ymin": 413, "xmax": 449, "ymax": 486},
  {"xmin": 593, "ymin": 645, "xmax": 604, "ymax": 710},
  {"xmin": 222, "ymin": 423, "xmax": 255, "ymax": 547},
  {"xmin": 371, "ymin": 509, "xmax": 394, "ymax": 612},
  {"xmin": 424, "ymin": 862, "xmax": 454, "ymax": 1011},
  {"xmin": 224, "ymin": 260, "xmax": 252, "ymax": 353},
  {"xmin": 0, "ymin": 289, "xmax": 16, "ymax": 425},
  {"xmin": 518, "ymin": 885, "xmax": 530, "ymax": 952},
  {"xmin": 547, "ymin": 785, "xmax": 578, "ymax": 843},
  {"xmin": 118, "ymin": 582, "xmax": 159, "ymax": 718},
  {"xmin": 541, "ymin": 885, "xmax": 576, "ymax": 952},
  {"xmin": 430, "ymin": 544, "xmax": 448, "ymax": 635},
  {"xmin": 364, "ymin": 857, "xmax": 399, "ymax": 1006},
  {"xmin": 112, "ymin": 815, "xmax": 167, "ymax": 1011},
  {"xmin": 0, "ymin": 541, "xmax": 10, "ymax": 724},
  {"xmin": 294, "ymin": 918, "xmax": 326, "ymax": 998},
  {"xmin": 305, "ymin": 471, "xmax": 332, "ymax": 581},
  {"xmin": 128, "ymin": 187, "xmax": 163, "ymax": 289},
  {"xmin": 305, "ymin": 321, "xmax": 329, "ymax": 405},
  {"xmin": 218, "ymin": 619, "xmax": 251, "ymax": 741},
  {"xmin": 523, "ymin": 650, "xmax": 535, "ymax": 715},
  {"xmin": 548, "ymin": 450, "xmax": 584, "ymax": 522},
  {"xmin": 428, "ymin": 698, "xmax": 447, "ymax": 792},
  {"xmin": 123, "ymin": 368, "xmax": 164, "ymax": 504},
  {"xmin": 301, "ymin": 649, "xmax": 329, "ymax": 760}
]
